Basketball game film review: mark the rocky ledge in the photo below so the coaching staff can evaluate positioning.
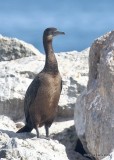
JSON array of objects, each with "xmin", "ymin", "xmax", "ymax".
[{"xmin": 0, "ymin": 115, "xmax": 91, "ymax": 160}]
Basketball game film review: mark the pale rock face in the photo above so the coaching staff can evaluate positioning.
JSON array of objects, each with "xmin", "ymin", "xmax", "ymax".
[
  {"xmin": 102, "ymin": 150, "xmax": 114, "ymax": 160},
  {"xmin": 0, "ymin": 56, "xmax": 44, "ymax": 120},
  {"xmin": 58, "ymin": 49, "xmax": 89, "ymax": 117},
  {"xmin": 0, "ymin": 116, "xmax": 68, "ymax": 160},
  {"xmin": 0, "ymin": 35, "xmax": 40, "ymax": 61},
  {"xmin": 74, "ymin": 31, "xmax": 114, "ymax": 160},
  {"xmin": 0, "ymin": 35, "xmax": 89, "ymax": 121}
]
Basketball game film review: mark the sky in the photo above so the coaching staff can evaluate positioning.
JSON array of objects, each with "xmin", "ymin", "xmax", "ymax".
[{"xmin": 0, "ymin": 0, "xmax": 114, "ymax": 53}]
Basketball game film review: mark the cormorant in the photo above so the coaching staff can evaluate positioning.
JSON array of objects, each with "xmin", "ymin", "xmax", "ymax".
[{"xmin": 17, "ymin": 27, "xmax": 65, "ymax": 138}]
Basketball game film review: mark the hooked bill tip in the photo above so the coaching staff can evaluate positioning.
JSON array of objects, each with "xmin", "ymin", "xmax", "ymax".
[{"xmin": 61, "ymin": 32, "xmax": 65, "ymax": 35}]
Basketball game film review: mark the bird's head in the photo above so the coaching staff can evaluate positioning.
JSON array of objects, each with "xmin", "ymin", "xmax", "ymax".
[{"xmin": 43, "ymin": 27, "xmax": 65, "ymax": 42}]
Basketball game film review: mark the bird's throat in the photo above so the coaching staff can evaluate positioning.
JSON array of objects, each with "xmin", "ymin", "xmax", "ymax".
[{"xmin": 43, "ymin": 40, "xmax": 58, "ymax": 74}]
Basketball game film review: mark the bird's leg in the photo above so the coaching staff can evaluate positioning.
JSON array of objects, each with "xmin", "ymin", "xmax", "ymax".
[
  {"xmin": 44, "ymin": 124, "xmax": 49, "ymax": 137},
  {"xmin": 35, "ymin": 127, "xmax": 39, "ymax": 138}
]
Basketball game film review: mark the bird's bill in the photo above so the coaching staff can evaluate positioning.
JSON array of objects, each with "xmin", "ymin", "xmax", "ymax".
[{"xmin": 53, "ymin": 30, "xmax": 65, "ymax": 36}]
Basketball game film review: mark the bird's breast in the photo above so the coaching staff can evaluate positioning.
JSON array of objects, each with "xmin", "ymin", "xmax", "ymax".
[{"xmin": 34, "ymin": 73, "xmax": 61, "ymax": 111}]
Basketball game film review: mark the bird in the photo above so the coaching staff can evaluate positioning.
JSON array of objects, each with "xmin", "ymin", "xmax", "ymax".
[{"xmin": 17, "ymin": 27, "xmax": 65, "ymax": 138}]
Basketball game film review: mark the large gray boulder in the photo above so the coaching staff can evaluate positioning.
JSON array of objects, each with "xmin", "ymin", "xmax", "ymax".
[
  {"xmin": 74, "ymin": 31, "xmax": 114, "ymax": 160},
  {"xmin": 0, "ymin": 35, "xmax": 89, "ymax": 121}
]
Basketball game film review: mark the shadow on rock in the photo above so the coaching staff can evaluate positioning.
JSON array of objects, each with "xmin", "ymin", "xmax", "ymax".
[
  {"xmin": 51, "ymin": 125, "xmax": 90, "ymax": 160},
  {"xmin": 0, "ymin": 129, "xmax": 36, "ymax": 139}
]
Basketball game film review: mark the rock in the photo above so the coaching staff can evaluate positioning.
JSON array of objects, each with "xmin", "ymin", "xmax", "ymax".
[
  {"xmin": 15, "ymin": 121, "xmax": 25, "ymax": 129},
  {"xmin": 0, "ymin": 35, "xmax": 41, "ymax": 61},
  {"xmin": 58, "ymin": 49, "xmax": 89, "ymax": 118},
  {"xmin": 0, "ymin": 116, "xmax": 68, "ymax": 160},
  {"xmin": 0, "ymin": 56, "xmax": 44, "ymax": 120},
  {"xmin": 102, "ymin": 150, "xmax": 114, "ymax": 160},
  {"xmin": 0, "ymin": 136, "xmax": 68, "ymax": 160},
  {"xmin": 0, "ymin": 115, "xmax": 16, "ymax": 131},
  {"xmin": 74, "ymin": 31, "xmax": 114, "ymax": 160},
  {"xmin": 0, "ymin": 115, "xmax": 90, "ymax": 160},
  {"xmin": 0, "ymin": 35, "xmax": 89, "ymax": 120}
]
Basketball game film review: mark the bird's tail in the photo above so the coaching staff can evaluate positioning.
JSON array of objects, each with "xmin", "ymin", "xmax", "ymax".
[{"xmin": 17, "ymin": 125, "xmax": 33, "ymax": 133}]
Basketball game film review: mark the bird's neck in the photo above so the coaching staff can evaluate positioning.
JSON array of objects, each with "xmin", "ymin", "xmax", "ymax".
[{"xmin": 43, "ymin": 39, "xmax": 59, "ymax": 74}]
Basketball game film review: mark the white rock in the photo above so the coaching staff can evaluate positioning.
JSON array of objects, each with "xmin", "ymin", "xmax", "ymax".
[
  {"xmin": 0, "ymin": 35, "xmax": 41, "ymax": 61},
  {"xmin": 102, "ymin": 150, "xmax": 114, "ymax": 160},
  {"xmin": 0, "ymin": 116, "xmax": 68, "ymax": 160}
]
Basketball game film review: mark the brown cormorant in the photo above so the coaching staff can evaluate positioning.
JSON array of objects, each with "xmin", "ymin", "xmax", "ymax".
[{"xmin": 17, "ymin": 28, "xmax": 65, "ymax": 138}]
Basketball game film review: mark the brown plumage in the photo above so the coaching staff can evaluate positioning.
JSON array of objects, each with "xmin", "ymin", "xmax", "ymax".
[{"xmin": 17, "ymin": 28, "xmax": 65, "ymax": 137}]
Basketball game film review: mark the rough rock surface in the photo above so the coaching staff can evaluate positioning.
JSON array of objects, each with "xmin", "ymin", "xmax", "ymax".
[
  {"xmin": 0, "ymin": 35, "xmax": 40, "ymax": 61},
  {"xmin": 58, "ymin": 50, "xmax": 89, "ymax": 117},
  {"xmin": 74, "ymin": 31, "xmax": 114, "ymax": 160},
  {"xmin": 0, "ymin": 35, "xmax": 89, "ymax": 121},
  {"xmin": 102, "ymin": 150, "xmax": 114, "ymax": 160},
  {"xmin": 0, "ymin": 115, "xmax": 91, "ymax": 160},
  {"xmin": 0, "ymin": 116, "xmax": 68, "ymax": 160}
]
